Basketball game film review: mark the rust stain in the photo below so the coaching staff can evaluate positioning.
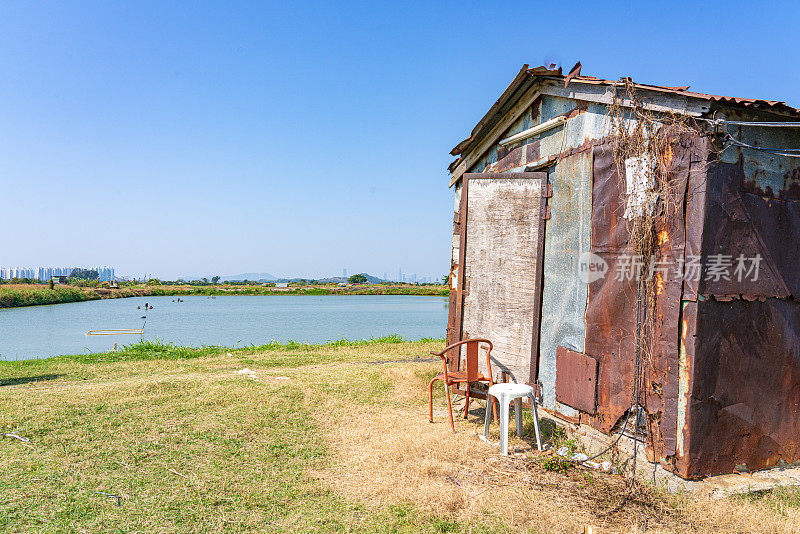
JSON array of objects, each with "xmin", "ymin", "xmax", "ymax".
[
  {"xmin": 585, "ymin": 135, "xmax": 695, "ymax": 468},
  {"xmin": 662, "ymin": 143, "xmax": 674, "ymax": 167},
  {"xmin": 739, "ymin": 168, "xmax": 800, "ymax": 201},
  {"xmin": 780, "ymin": 167, "xmax": 800, "ymax": 200},
  {"xmin": 742, "ymin": 180, "xmax": 777, "ymax": 199},
  {"xmin": 555, "ymin": 346, "xmax": 598, "ymax": 414}
]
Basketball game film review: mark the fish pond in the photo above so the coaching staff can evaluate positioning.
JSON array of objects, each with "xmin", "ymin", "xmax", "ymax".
[{"xmin": 0, "ymin": 295, "xmax": 448, "ymax": 360}]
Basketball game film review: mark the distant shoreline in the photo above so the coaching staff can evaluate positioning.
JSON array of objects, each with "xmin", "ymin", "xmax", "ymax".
[{"xmin": 0, "ymin": 283, "xmax": 448, "ymax": 309}]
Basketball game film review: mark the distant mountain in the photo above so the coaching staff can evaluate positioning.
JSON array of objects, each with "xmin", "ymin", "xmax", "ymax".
[{"xmin": 221, "ymin": 272, "xmax": 277, "ymax": 282}]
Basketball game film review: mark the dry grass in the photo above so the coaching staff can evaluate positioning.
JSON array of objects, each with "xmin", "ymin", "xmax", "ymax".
[
  {"xmin": 302, "ymin": 362, "xmax": 800, "ymax": 533},
  {"xmin": 2, "ymin": 341, "xmax": 800, "ymax": 533}
]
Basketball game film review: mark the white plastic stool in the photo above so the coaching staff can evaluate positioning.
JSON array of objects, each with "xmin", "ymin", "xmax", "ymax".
[{"xmin": 483, "ymin": 383, "xmax": 543, "ymax": 455}]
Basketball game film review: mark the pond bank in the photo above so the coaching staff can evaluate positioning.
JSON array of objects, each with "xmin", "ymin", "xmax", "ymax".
[{"xmin": 0, "ymin": 283, "xmax": 448, "ymax": 309}]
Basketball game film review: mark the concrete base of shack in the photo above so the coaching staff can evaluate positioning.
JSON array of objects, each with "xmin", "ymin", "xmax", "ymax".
[{"xmin": 541, "ymin": 410, "xmax": 800, "ymax": 497}]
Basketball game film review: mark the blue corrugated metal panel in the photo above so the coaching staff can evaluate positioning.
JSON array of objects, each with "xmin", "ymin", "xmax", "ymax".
[
  {"xmin": 469, "ymin": 95, "xmax": 613, "ymax": 175},
  {"xmin": 470, "ymin": 100, "xmax": 540, "ymax": 173},
  {"xmin": 537, "ymin": 150, "xmax": 594, "ymax": 415}
]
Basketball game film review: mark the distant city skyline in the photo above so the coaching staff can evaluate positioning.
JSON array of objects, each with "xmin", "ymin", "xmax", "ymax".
[
  {"xmin": 0, "ymin": 265, "xmax": 116, "ymax": 282},
  {"xmin": 0, "ymin": 263, "xmax": 438, "ymax": 284}
]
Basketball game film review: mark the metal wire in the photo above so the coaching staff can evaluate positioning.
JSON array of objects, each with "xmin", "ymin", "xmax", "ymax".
[
  {"xmin": 699, "ymin": 118, "xmax": 800, "ymax": 128},
  {"xmin": 723, "ymin": 134, "xmax": 800, "ymax": 158}
]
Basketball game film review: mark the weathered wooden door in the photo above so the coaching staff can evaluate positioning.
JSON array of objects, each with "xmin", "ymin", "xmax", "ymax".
[{"xmin": 448, "ymin": 172, "xmax": 549, "ymax": 386}]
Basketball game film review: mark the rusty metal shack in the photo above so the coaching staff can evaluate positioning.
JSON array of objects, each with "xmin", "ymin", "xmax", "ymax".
[{"xmin": 446, "ymin": 63, "xmax": 800, "ymax": 480}]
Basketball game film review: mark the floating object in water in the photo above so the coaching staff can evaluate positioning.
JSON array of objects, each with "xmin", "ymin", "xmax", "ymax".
[
  {"xmin": 140, "ymin": 316, "xmax": 146, "ymax": 319},
  {"xmin": 87, "ymin": 321, "xmax": 146, "ymax": 336},
  {"xmin": 86, "ymin": 329, "xmax": 144, "ymax": 336},
  {"xmin": 87, "ymin": 328, "xmax": 144, "ymax": 336},
  {"xmin": 137, "ymin": 306, "xmax": 140, "ymax": 309}
]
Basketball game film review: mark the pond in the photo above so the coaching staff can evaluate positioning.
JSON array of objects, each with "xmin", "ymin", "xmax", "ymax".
[{"xmin": 0, "ymin": 295, "xmax": 448, "ymax": 360}]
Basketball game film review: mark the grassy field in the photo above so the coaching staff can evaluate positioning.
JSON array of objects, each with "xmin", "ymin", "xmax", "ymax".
[
  {"xmin": 2, "ymin": 339, "xmax": 799, "ymax": 533},
  {"xmin": 0, "ymin": 283, "xmax": 449, "ymax": 309}
]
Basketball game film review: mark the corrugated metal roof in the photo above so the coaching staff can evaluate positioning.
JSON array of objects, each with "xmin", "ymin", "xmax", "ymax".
[{"xmin": 450, "ymin": 63, "xmax": 800, "ymax": 158}]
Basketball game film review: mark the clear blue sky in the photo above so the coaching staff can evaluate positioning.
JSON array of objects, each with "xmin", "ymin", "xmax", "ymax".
[{"xmin": 2, "ymin": 1, "xmax": 798, "ymax": 281}]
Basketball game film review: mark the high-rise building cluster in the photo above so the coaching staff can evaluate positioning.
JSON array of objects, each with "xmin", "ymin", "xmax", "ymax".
[
  {"xmin": 94, "ymin": 266, "xmax": 115, "ymax": 282},
  {"xmin": 392, "ymin": 268, "xmax": 432, "ymax": 284},
  {"xmin": 0, "ymin": 266, "xmax": 115, "ymax": 282}
]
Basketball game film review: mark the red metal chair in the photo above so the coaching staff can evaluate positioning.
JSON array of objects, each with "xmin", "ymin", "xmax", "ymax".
[{"xmin": 428, "ymin": 338, "xmax": 497, "ymax": 432}]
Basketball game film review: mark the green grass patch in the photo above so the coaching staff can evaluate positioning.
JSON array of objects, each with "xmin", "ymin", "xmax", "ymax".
[
  {"xmin": 0, "ymin": 340, "xmax": 493, "ymax": 533},
  {"xmin": 738, "ymin": 486, "xmax": 800, "ymax": 513},
  {"xmin": 1, "ymin": 335, "xmax": 442, "ymax": 367},
  {"xmin": 0, "ymin": 286, "xmax": 97, "ymax": 308}
]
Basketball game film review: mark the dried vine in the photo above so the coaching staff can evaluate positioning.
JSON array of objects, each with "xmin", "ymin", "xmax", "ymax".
[
  {"xmin": 607, "ymin": 78, "xmax": 700, "ymax": 404},
  {"xmin": 605, "ymin": 80, "xmax": 704, "ymax": 503}
]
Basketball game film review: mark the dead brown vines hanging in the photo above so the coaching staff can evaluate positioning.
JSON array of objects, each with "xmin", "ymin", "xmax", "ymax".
[{"xmin": 606, "ymin": 77, "xmax": 701, "ymax": 452}]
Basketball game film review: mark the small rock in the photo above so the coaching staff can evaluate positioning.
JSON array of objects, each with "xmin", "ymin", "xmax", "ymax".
[{"xmin": 234, "ymin": 368, "xmax": 258, "ymax": 379}]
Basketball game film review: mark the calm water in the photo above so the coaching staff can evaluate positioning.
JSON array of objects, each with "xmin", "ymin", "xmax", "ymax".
[{"xmin": 0, "ymin": 295, "xmax": 448, "ymax": 361}]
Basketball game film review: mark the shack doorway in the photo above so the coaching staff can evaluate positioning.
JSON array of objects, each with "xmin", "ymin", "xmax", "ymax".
[{"xmin": 452, "ymin": 172, "xmax": 549, "ymax": 388}]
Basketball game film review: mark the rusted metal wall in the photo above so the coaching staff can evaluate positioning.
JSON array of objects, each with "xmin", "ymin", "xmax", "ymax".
[
  {"xmin": 680, "ymin": 298, "xmax": 800, "ymax": 477},
  {"xmin": 718, "ymin": 108, "xmax": 800, "ymax": 201},
  {"xmin": 582, "ymin": 142, "xmax": 640, "ymax": 433},
  {"xmin": 674, "ymin": 137, "xmax": 800, "ymax": 477},
  {"xmin": 582, "ymin": 133, "xmax": 702, "ymax": 465},
  {"xmin": 555, "ymin": 346, "xmax": 599, "ymax": 414}
]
